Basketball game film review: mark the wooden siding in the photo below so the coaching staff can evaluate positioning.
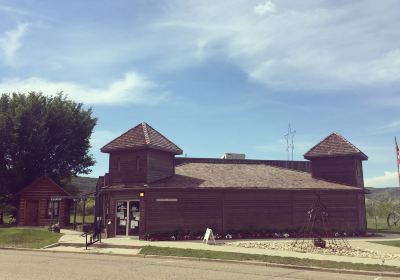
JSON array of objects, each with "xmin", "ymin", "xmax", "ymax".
[
  {"xmin": 17, "ymin": 177, "xmax": 71, "ymax": 226},
  {"xmin": 310, "ymin": 157, "xmax": 363, "ymax": 187},
  {"xmin": 109, "ymin": 150, "xmax": 148, "ymax": 184},
  {"xmin": 102, "ymin": 188, "xmax": 366, "ymax": 239},
  {"xmin": 147, "ymin": 150, "xmax": 175, "ymax": 183}
]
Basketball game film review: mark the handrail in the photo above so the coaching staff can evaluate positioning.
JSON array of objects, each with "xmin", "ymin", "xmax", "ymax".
[{"xmin": 84, "ymin": 228, "xmax": 102, "ymax": 250}]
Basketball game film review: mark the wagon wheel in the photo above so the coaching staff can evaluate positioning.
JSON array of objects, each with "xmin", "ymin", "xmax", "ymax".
[{"xmin": 387, "ymin": 212, "xmax": 400, "ymax": 228}]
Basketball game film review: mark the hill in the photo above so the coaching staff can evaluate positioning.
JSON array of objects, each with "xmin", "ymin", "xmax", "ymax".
[
  {"xmin": 70, "ymin": 176, "xmax": 98, "ymax": 194},
  {"xmin": 366, "ymin": 187, "xmax": 400, "ymax": 201}
]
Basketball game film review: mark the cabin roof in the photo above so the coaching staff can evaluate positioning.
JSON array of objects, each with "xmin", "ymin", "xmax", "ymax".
[
  {"xmin": 16, "ymin": 175, "xmax": 71, "ymax": 197},
  {"xmin": 101, "ymin": 122, "xmax": 183, "ymax": 154},
  {"xmin": 105, "ymin": 162, "xmax": 360, "ymax": 191},
  {"xmin": 304, "ymin": 132, "xmax": 367, "ymax": 160}
]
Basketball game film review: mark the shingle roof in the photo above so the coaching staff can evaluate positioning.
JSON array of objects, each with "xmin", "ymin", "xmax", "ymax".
[
  {"xmin": 101, "ymin": 122, "xmax": 183, "ymax": 154},
  {"xmin": 304, "ymin": 132, "xmax": 367, "ymax": 160},
  {"xmin": 147, "ymin": 162, "xmax": 359, "ymax": 190},
  {"xmin": 16, "ymin": 176, "xmax": 71, "ymax": 196}
]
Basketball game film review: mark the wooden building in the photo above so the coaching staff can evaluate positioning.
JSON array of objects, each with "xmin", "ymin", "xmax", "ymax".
[
  {"xmin": 96, "ymin": 123, "xmax": 368, "ymax": 239},
  {"xmin": 16, "ymin": 176, "xmax": 71, "ymax": 226}
]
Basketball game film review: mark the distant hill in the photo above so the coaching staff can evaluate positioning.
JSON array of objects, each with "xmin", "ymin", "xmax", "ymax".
[
  {"xmin": 366, "ymin": 187, "xmax": 400, "ymax": 201},
  {"xmin": 70, "ymin": 176, "xmax": 98, "ymax": 194}
]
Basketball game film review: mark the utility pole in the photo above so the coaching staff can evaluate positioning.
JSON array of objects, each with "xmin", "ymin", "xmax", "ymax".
[{"xmin": 284, "ymin": 124, "xmax": 296, "ymax": 161}]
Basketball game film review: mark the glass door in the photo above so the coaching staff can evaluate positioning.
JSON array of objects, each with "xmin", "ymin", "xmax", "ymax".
[
  {"xmin": 128, "ymin": 201, "xmax": 140, "ymax": 236},
  {"xmin": 116, "ymin": 201, "xmax": 128, "ymax": 236},
  {"xmin": 116, "ymin": 200, "xmax": 140, "ymax": 236}
]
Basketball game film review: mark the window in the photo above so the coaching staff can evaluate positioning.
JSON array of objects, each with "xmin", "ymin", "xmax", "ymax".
[
  {"xmin": 136, "ymin": 156, "xmax": 141, "ymax": 172},
  {"xmin": 47, "ymin": 200, "xmax": 60, "ymax": 218}
]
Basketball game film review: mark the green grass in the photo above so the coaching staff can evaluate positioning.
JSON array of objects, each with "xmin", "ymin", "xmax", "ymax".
[
  {"xmin": 139, "ymin": 246, "xmax": 400, "ymax": 273},
  {"xmin": 370, "ymin": 240, "xmax": 400, "ymax": 248},
  {"xmin": 70, "ymin": 215, "xmax": 94, "ymax": 224},
  {"xmin": 0, "ymin": 228, "xmax": 63, "ymax": 249},
  {"xmin": 367, "ymin": 216, "xmax": 400, "ymax": 233}
]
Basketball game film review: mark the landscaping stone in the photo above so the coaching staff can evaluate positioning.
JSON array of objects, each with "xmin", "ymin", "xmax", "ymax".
[{"xmin": 225, "ymin": 240, "xmax": 400, "ymax": 260}]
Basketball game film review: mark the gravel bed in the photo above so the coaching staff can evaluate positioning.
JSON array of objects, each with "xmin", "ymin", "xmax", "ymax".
[{"xmin": 225, "ymin": 240, "xmax": 400, "ymax": 260}]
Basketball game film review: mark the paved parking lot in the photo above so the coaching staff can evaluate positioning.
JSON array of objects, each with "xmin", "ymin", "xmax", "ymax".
[{"xmin": 0, "ymin": 249, "xmax": 398, "ymax": 280}]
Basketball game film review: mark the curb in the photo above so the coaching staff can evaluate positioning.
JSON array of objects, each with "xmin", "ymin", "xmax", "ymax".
[
  {"xmin": 57, "ymin": 242, "xmax": 144, "ymax": 249},
  {"xmin": 1, "ymin": 246, "xmax": 400, "ymax": 278},
  {"xmin": 139, "ymin": 254, "xmax": 400, "ymax": 278}
]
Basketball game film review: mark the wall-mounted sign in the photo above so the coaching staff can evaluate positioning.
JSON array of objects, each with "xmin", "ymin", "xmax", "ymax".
[{"xmin": 155, "ymin": 198, "xmax": 178, "ymax": 202}]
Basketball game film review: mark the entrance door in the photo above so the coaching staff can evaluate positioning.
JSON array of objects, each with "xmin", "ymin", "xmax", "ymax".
[
  {"xmin": 25, "ymin": 200, "xmax": 39, "ymax": 226},
  {"xmin": 128, "ymin": 201, "xmax": 140, "ymax": 236},
  {"xmin": 116, "ymin": 200, "xmax": 140, "ymax": 236}
]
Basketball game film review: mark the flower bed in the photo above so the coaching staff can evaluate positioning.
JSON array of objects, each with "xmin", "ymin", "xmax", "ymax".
[{"xmin": 144, "ymin": 230, "xmax": 368, "ymax": 242}]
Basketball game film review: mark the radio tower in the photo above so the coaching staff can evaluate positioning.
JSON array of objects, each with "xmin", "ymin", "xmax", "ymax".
[{"xmin": 284, "ymin": 124, "xmax": 296, "ymax": 161}]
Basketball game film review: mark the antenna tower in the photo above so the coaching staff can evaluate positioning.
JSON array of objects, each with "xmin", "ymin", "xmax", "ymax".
[{"xmin": 284, "ymin": 124, "xmax": 296, "ymax": 161}]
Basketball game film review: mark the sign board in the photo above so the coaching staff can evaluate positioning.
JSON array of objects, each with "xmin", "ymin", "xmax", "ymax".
[
  {"xmin": 156, "ymin": 198, "xmax": 178, "ymax": 202},
  {"xmin": 202, "ymin": 228, "xmax": 216, "ymax": 245}
]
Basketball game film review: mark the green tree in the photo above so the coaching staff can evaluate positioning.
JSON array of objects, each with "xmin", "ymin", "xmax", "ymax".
[{"xmin": 0, "ymin": 92, "xmax": 97, "ymax": 224}]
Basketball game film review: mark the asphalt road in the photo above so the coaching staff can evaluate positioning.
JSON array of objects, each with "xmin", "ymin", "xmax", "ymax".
[{"xmin": 0, "ymin": 249, "xmax": 397, "ymax": 280}]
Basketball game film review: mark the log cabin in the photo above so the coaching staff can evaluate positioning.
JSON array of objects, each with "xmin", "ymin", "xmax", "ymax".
[
  {"xmin": 16, "ymin": 176, "xmax": 71, "ymax": 226},
  {"xmin": 96, "ymin": 123, "xmax": 367, "ymax": 239}
]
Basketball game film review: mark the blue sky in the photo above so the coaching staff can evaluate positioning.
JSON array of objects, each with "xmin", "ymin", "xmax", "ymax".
[{"xmin": 0, "ymin": 0, "xmax": 399, "ymax": 187}]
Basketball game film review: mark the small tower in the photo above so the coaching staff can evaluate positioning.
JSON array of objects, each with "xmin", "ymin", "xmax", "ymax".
[
  {"xmin": 101, "ymin": 122, "xmax": 183, "ymax": 185},
  {"xmin": 304, "ymin": 132, "xmax": 367, "ymax": 187}
]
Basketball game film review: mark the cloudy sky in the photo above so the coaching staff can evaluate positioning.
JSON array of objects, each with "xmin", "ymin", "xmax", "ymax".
[{"xmin": 0, "ymin": 0, "xmax": 399, "ymax": 187}]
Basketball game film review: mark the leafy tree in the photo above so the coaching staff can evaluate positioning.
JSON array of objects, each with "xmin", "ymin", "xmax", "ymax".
[{"xmin": 0, "ymin": 92, "xmax": 97, "ymax": 223}]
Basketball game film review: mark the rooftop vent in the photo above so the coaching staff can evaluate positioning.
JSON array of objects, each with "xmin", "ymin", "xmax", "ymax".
[{"xmin": 221, "ymin": 153, "xmax": 246, "ymax": 160}]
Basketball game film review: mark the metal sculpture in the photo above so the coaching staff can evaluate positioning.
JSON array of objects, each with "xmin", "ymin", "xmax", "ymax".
[
  {"xmin": 387, "ymin": 210, "xmax": 400, "ymax": 228},
  {"xmin": 292, "ymin": 194, "xmax": 351, "ymax": 251}
]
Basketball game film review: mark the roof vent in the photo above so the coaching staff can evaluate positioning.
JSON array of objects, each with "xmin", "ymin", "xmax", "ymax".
[{"xmin": 221, "ymin": 153, "xmax": 246, "ymax": 160}]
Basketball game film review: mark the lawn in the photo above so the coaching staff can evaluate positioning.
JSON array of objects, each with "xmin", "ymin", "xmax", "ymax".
[
  {"xmin": 370, "ymin": 240, "xmax": 400, "ymax": 248},
  {"xmin": 0, "ymin": 228, "xmax": 63, "ymax": 249},
  {"xmin": 70, "ymin": 215, "xmax": 94, "ymax": 224},
  {"xmin": 139, "ymin": 246, "xmax": 400, "ymax": 273},
  {"xmin": 367, "ymin": 216, "xmax": 400, "ymax": 233}
]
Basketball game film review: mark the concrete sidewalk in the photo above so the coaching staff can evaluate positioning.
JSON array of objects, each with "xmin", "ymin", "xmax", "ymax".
[{"xmin": 53, "ymin": 229, "xmax": 400, "ymax": 267}]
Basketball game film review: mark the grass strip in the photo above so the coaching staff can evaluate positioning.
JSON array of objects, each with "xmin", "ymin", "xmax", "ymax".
[
  {"xmin": 139, "ymin": 246, "xmax": 400, "ymax": 273},
  {"xmin": 370, "ymin": 240, "xmax": 400, "ymax": 248},
  {"xmin": 0, "ymin": 228, "xmax": 63, "ymax": 249}
]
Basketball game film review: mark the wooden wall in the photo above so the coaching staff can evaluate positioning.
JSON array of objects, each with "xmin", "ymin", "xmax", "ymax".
[
  {"xmin": 102, "ymin": 188, "xmax": 366, "ymax": 238},
  {"xmin": 109, "ymin": 150, "xmax": 148, "ymax": 184},
  {"xmin": 310, "ymin": 157, "xmax": 364, "ymax": 187},
  {"xmin": 147, "ymin": 150, "xmax": 175, "ymax": 183},
  {"xmin": 108, "ymin": 149, "xmax": 175, "ymax": 185},
  {"xmin": 17, "ymin": 177, "xmax": 70, "ymax": 226}
]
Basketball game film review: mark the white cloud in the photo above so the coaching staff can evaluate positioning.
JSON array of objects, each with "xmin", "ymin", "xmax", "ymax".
[
  {"xmin": 0, "ymin": 23, "xmax": 29, "ymax": 66},
  {"xmin": 373, "ymin": 120, "xmax": 400, "ymax": 135},
  {"xmin": 365, "ymin": 171, "xmax": 398, "ymax": 188},
  {"xmin": 149, "ymin": 0, "xmax": 400, "ymax": 90},
  {"xmin": 0, "ymin": 72, "xmax": 166, "ymax": 105},
  {"xmin": 254, "ymin": 1, "xmax": 276, "ymax": 16},
  {"xmin": 0, "ymin": 4, "xmax": 38, "ymax": 17}
]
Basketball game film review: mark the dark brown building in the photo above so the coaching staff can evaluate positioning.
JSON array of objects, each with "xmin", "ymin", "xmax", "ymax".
[
  {"xmin": 96, "ymin": 123, "xmax": 367, "ymax": 239},
  {"xmin": 16, "ymin": 176, "xmax": 71, "ymax": 226}
]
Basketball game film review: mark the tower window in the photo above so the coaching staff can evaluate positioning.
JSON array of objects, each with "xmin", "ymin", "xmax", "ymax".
[{"xmin": 136, "ymin": 156, "xmax": 141, "ymax": 172}]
